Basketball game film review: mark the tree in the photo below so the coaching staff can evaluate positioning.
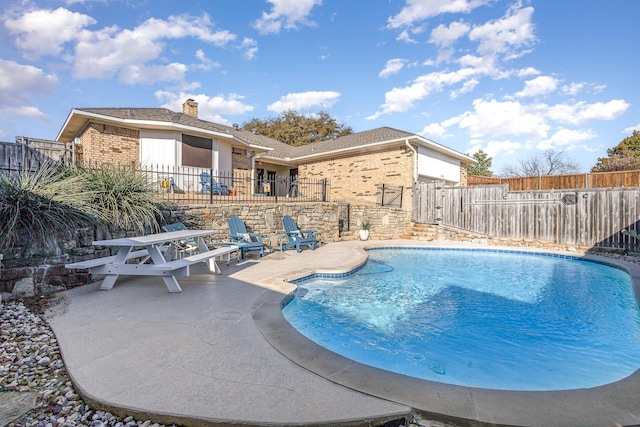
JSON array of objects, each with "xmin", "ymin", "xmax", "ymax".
[
  {"xmin": 242, "ymin": 110, "xmax": 352, "ymax": 146},
  {"xmin": 501, "ymin": 149, "xmax": 581, "ymax": 177},
  {"xmin": 591, "ymin": 131, "xmax": 640, "ymax": 172},
  {"xmin": 467, "ymin": 150, "xmax": 493, "ymax": 176}
]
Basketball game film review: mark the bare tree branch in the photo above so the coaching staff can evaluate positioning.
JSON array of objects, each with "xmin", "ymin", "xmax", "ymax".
[{"xmin": 500, "ymin": 149, "xmax": 581, "ymax": 177}]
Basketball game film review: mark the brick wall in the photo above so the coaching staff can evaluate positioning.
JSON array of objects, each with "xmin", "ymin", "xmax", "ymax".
[
  {"xmin": 298, "ymin": 145, "xmax": 415, "ymax": 206},
  {"xmin": 79, "ymin": 123, "xmax": 140, "ymax": 165},
  {"xmin": 459, "ymin": 162, "xmax": 468, "ymax": 185}
]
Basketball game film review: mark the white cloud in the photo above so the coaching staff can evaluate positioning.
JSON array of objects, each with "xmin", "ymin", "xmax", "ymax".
[
  {"xmin": 537, "ymin": 128, "xmax": 596, "ymax": 150},
  {"xmin": 450, "ymin": 78, "xmax": 478, "ymax": 99},
  {"xmin": 420, "ymin": 116, "xmax": 461, "ymax": 138},
  {"xmin": 195, "ymin": 49, "xmax": 221, "ymax": 71},
  {"xmin": 580, "ymin": 99, "xmax": 629, "ymax": 121},
  {"xmin": 367, "ymin": 67, "xmax": 481, "ymax": 119},
  {"xmin": 0, "ymin": 60, "xmax": 55, "ymax": 124},
  {"xmin": 546, "ymin": 99, "xmax": 629, "ymax": 125},
  {"xmin": 515, "ymin": 75, "xmax": 559, "ymax": 98},
  {"xmin": 239, "ymin": 38, "xmax": 259, "ymax": 60},
  {"xmin": 4, "ymin": 7, "xmax": 96, "ymax": 57},
  {"xmin": 134, "ymin": 15, "xmax": 235, "ymax": 46},
  {"xmin": 624, "ymin": 124, "xmax": 640, "ymax": 134},
  {"xmin": 421, "ymin": 123, "xmax": 449, "ymax": 138},
  {"xmin": 267, "ymin": 91, "xmax": 341, "ymax": 113},
  {"xmin": 253, "ymin": 0, "xmax": 323, "ymax": 35},
  {"xmin": 458, "ymin": 98, "xmax": 550, "ymax": 140},
  {"xmin": 396, "ymin": 29, "xmax": 418, "ymax": 43},
  {"xmin": 120, "ymin": 63, "xmax": 188, "ymax": 85},
  {"xmin": 470, "ymin": 139, "xmax": 524, "ymax": 158},
  {"xmin": 0, "ymin": 59, "xmax": 58, "ymax": 103},
  {"xmin": 430, "ymin": 20, "xmax": 470, "ymax": 47},
  {"xmin": 4, "ymin": 7, "xmax": 239, "ymax": 84},
  {"xmin": 72, "ymin": 13, "xmax": 236, "ymax": 83},
  {"xmin": 517, "ymin": 67, "xmax": 541, "ymax": 77},
  {"xmin": 455, "ymin": 54, "xmax": 498, "ymax": 75},
  {"xmin": 387, "ymin": 0, "xmax": 489, "ymax": 29},
  {"xmin": 468, "ymin": 4, "xmax": 536, "ymax": 57},
  {"xmin": 155, "ymin": 91, "xmax": 254, "ymax": 124},
  {"xmin": 379, "ymin": 59, "xmax": 407, "ymax": 78},
  {"xmin": 1, "ymin": 105, "xmax": 50, "ymax": 121},
  {"xmin": 64, "ymin": 0, "xmax": 106, "ymax": 4},
  {"xmin": 561, "ymin": 82, "xmax": 585, "ymax": 96}
]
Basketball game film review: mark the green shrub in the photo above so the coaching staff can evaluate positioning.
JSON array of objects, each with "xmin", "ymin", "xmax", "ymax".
[
  {"xmin": 0, "ymin": 163, "xmax": 167, "ymax": 252},
  {"xmin": 0, "ymin": 162, "xmax": 98, "ymax": 250},
  {"xmin": 73, "ymin": 164, "xmax": 166, "ymax": 234}
]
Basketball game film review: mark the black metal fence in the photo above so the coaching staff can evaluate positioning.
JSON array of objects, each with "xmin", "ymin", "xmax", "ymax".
[
  {"xmin": 0, "ymin": 161, "xmax": 331, "ymax": 205},
  {"xmin": 144, "ymin": 165, "xmax": 330, "ymax": 204}
]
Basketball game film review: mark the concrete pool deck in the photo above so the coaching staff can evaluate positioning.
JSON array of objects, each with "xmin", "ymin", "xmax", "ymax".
[{"xmin": 46, "ymin": 240, "xmax": 640, "ymax": 426}]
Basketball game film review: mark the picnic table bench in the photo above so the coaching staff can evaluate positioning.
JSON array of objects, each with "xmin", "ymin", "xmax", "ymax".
[{"xmin": 65, "ymin": 230, "xmax": 239, "ymax": 293}]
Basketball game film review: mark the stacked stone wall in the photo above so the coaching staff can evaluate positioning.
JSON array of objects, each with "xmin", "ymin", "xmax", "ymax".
[{"xmin": 1, "ymin": 202, "xmax": 616, "ymax": 300}]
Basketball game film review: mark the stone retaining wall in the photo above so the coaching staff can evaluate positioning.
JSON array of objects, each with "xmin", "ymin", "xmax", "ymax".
[
  {"xmin": 405, "ymin": 223, "xmax": 596, "ymax": 253},
  {"xmin": 0, "ymin": 203, "xmax": 616, "ymax": 300}
]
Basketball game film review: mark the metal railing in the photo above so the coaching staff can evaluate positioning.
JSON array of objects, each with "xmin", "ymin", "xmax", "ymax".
[
  {"xmin": 0, "ymin": 161, "xmax": 331, "ymax": 204},
  {"xmin": 145, "ymin": 165, "xmax": 330, "ymax": 204}
]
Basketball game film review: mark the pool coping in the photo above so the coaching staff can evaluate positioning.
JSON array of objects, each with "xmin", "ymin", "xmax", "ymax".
[{"xmin": 252, "ymin": 242, "xmax": 640, "ymax": 427}]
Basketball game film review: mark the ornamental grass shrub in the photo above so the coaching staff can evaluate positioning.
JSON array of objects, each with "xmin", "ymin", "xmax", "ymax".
[
  {"xmin": 67, "ymin": 163, "xmax": 166, "ymax": 234},
  {"xmin": 0, "ymin": 162, "xmax": 167, "ymax": 253},
  {"xmin": 0, "ymin": 162, "xmax": 98, "ymax": 251}
]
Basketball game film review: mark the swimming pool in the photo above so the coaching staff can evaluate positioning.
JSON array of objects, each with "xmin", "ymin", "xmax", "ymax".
[{"xmin": 282, "ymin": 248, "xmax": 640, "ymax": 391}]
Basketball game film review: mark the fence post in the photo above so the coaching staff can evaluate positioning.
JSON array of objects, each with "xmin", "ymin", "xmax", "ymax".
[
  {"xmin": 209, "ymin": 168, "xmax": 214, "ymax": 204},
  {"xmin": 321, "ymin": 179, "xmax": 326, "ymax": 202},
  {"xmin": 381, "ymin": 184, "xmax": 386, "ymax": 206}
]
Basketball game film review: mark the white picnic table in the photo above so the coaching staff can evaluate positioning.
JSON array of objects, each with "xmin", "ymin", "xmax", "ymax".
[{"xmin": 65, "ymin": 230, "xmax": 239, "ymax": 293}]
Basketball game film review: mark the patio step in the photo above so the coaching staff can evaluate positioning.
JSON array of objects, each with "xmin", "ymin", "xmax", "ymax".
[{"xmin": 400, "ymin": 222, "xmax": 439, "ymax": 240}]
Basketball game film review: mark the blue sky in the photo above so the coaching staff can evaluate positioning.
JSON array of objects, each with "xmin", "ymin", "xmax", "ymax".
[{"xmin": 1, "ymin": 0, "xmax": 638, "ymax": 174}]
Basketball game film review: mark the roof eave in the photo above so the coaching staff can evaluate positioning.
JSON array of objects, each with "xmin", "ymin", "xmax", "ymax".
[
  {"xmin": 286, "ymin": 135, "xmax": 474, "ymax": 163},
  {"xmin": 57, "ymin": 109, "xmax": 273, "ymax": 152},
  {"xmin": 289, "ymin": 138, "xmax": 407, "ymax": 162}
]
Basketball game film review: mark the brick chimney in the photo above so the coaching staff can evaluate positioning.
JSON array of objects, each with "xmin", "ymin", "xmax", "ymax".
[{"xmin": 182, "ymin": 98, "xmax": 198, "ymax": 118}]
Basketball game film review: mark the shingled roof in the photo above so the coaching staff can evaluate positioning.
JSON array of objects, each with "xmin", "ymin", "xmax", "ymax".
[{"xmin": 58, "ymin": 106, "xmax": 473, "ymax": 163}]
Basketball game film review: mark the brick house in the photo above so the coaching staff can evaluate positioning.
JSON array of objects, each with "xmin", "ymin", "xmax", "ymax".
[{"xmin": 57, "ymin": 99, "xmax": 474, "ymax": 206}]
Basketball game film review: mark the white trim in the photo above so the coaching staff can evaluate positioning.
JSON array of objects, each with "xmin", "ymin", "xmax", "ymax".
[
  {"xmin": 259, "ymin": 136, "xmax": 473, "ymax": 164},
  {"xmin": 57, "ymin": 109, "xmax": 273, "ymax": 152}
]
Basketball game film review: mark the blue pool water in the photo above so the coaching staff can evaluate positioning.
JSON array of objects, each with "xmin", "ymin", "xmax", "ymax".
[{"xmin": 282, "ymin": 248, "xmax": 640, "ymax": 391}]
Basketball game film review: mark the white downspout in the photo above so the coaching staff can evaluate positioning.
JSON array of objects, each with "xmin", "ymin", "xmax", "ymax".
[{"xmin": 405, "ymin": 139, "xmax": 418, "ymax": 182}]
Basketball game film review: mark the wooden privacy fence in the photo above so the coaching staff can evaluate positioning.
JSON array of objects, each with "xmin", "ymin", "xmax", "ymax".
[
  {"xmin": 0, "ymin": 139, "xmax": 71, "ymax": 172},
  {"xmin": 413, "ymin": 181, "xmax": 640, "ymax": 250},
  {"xmin": 468, "ymin": 169, "xmax": 640, "ymax": 191}
]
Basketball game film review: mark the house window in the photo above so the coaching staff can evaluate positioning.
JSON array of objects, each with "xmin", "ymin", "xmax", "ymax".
[{"xmin": 182, "ymin": 134, "xmax": 212, "ymax": 168}]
